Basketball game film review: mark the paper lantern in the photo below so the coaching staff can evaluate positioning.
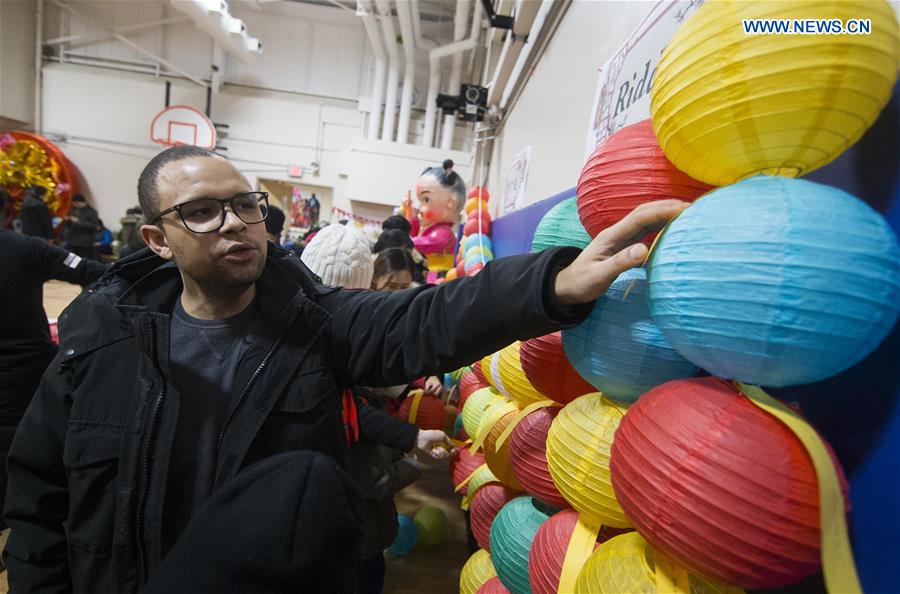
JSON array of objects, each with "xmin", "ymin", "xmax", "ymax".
[
  {"xmin": 530, "ymin": 197, "xmax": 593, "ymax": 253},
  {"xmin": 445, "ymin": 404, "xmax": 459, "ymax": 434},
  {"xmin": 413, "ymin": 506, "xmax": 447, "ymax": 547},
  {"xmin": 460, "ymin": 549, "xmax": 497, "ymax": 594},
  {"xmin": 453, "ymin": 413, "xmax": 469, "ymax": 440},
  {"xmin": 468, "ymin": 186, "xmax": 491, "ymax": 202},
  {"xmin": 497, "ymin": 342, "xmax": 546, "ymax": 407},
  {"xmin": 460, "ymin": 371, "xmax": 490, "ymax": 411},
  {"xmin": 484, "ymin": 411, "xmax": 524, "ymax": 491},
  {"xmin": 463, "ymin": 233, "xmax": 493, "ymax": 253},
  {"xmin": 398, "ymin": 392, "xmax": 447, "ymax": 430},
  {"xmin": 471, "ymin": 358, "xmax": 489, "ymax": 385},
  {"xmin": 465, "ymin": 245, "xmax": 494, "ymax": 261},
  {"xmin": 572, "ymin": 532, "xmax": 660, "ymax": 594},
  {"xmin": 445, "ymin": 267, "xmax": 458, "ymax": 281},
  {"xmin": 466, "ymin": 197, "xmax": 490, "ymax": 215},
  {"xmin": 456, "ymin": 258, "xmax": 466, "ymax": 278},
  {"xmin": 477, "ymin": 576, "xmax": 511, "ymax": 594},
  {"xmin": 651, "ymin": 1, "xmax": 899, "ymax": 186},
  {"xmin": 546, "ymin": 394, "xmax": 630, "ymax": 528},
  {"xmin": 610, "ymin": 377, "xmax": 849, "ymax": 589},
  {"xmin": 529, "ymin": 510, "xmax": 599, "ymax": 594},
  {"xmin": 467, "ymin": 263, "xmax": 485, "ymax": 276},
  {"xmin": 508, "ymin": 407, "xmax": 568, "ymax": 509},
  {"xmin": 452, "ymin": 446, "xmax": 487, "ymax": 495},
  {"xmin": 648, "ymin": 176, "xmax": 900, "ymax": 387},
  {"xmin": 387, "ymin": 514, "xmax": 418, "ymax": 556},
  {"xmin": 562, "ymin": 268, "xmax": 698, "ymax": 403},
  {"xmin": 462, "ymin": 387, "xmax": 506, "ymax": 439},
  {"xmin": 490, "ymin": 497, "xmax": 550, "ymax": 594},
  {"xmin": 465, "ymin": 212, "xmax": 492, "ymax": 236},
  {"xmin": 471, "ymin": 483, "xmax": 522, "ymax": 552},
  {"xmin": 520, "ymin": 332, "xmax": 595, "ymax": 405},
  {"xmin": 466, "ymin": 464, "xmax": 502, "ymax": 501},
  {"xmin": 465, "ymin": 254, "xmax": 492, "ymax": 273},
  {"xmin": 576, "ymin": 119, "xmax": 712, "ymax": 241}
]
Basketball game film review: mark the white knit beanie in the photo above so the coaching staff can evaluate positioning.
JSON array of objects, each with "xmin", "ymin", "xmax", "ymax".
[{"xmin": 300, "ymin": 224, "xmax": 374, "ymax": 289}]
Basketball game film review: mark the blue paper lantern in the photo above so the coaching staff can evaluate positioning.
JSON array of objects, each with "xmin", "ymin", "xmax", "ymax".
[
  {"xmin": 531, "ymin": 197, "xmax": 593, "ymax": 253},
  {"xmin": 465, "ymin": 253, "xmax": 492, "ymax": 273},
  {"xmin": 463, "ymin": 233, "xmax": 493, "ymax": 253},
  {"xmin": 648, "ymin": 176, "xmax": 900, "ymax": 387},
  {"xmin": 388, "ymin": 514, "xmax": 418, "ymax": 556},
  {"xmin": 489, "ymin": 497, "xmax": 549, "ymax": 594},
  {"xmin": 562, "ymin": 268, "xmax": 698, "ymax": 403}
]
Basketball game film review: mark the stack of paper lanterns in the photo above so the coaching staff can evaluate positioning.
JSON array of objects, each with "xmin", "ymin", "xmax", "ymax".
[
  {"xmin": 448, "ymin": 2, "xmax": 899, "ymax": 590},
  {"xmin": 452, "ymin": 186, "xmax": 494, "ymax": 278}
]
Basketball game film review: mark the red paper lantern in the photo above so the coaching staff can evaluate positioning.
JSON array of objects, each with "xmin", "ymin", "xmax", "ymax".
[
  {"xmin": 456, "ymin": 259, "xmax": 466, "ymax": 278},
  {"xmin": 398, "ymin": 392, "xmax": 447, "ymax": 430},
  {"xmin": 508, "ymin": 407, "xmax": 568, "ymax": 509},
  {"xmin": 468, "ymin": 186, "xmax": 491, "ymax": 202},
  {"xmin": 576, "ymin": 119, "xmax": 712, "ymax": 243},
  {"xmin": 476, "ymin": 576, "xmax": 509, "ymax": 594},
  {"xmin": 467, "ymin": 263, "xmax": 485, "ymax": 276},
  {"xmin": 528, "ymin": 509, "xmax": 631, "ymax": 594},
  {"xmin": 452, "ymin": 446, "xmax": 486, "ymax": 495},
  {"xmin": 519, "ymin": 333, "xmax": 594, "ymax": 405},
  {"xmin": 610, "ymin": 377, "xmax": 849, "ymax": 590},
  {"xmin": 471, "ymin": 361, "xmax": 489, "ymax": 385},
  {"xmin": 460, "ymin": 371, "xmax": 490, "ymax": 411},
  {"xmin": 464, "ymin": 212, "xmax": 492, "ymax": 236},
  {"xmin": 471, "ymin": 483, "xmax": 522, "ymax": 552}
]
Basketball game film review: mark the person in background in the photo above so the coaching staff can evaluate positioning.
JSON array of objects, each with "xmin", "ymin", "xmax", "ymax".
[
  {"xmin": 94, "ymin": 219, "xmax": 114, "ymax": 259},
  {"xmin": 381, "ymin": 214, "xmax": 412, "ymax": 236},
  {"xmin": 0, "ymin": 229, "xmax": 107, "ymax": 531},
  {"xmin": 373, "ymin": 230, "xmax": 427, "ymax": 284},
  {"xmin": 65, "ymin": 194, "xmax": 101, "ymax": 259},
  {"xmin": 118, "ymin": 206, "xmax": 146, "ymax": 258},
  {"xmin": 0, "ymin": 190, "xmax": 10, "ymax": 230},
  {"xmin": 263, "ymin": 204, "xmax": 303, "ymax": 258},
  {"xmin": 19, "ymin": 186, "xmax": 54, "ymax": 241}
]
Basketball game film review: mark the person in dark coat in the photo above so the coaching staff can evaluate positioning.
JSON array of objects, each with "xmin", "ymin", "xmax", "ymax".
[
  {"xmin": 18, "ymin": 186, "xmax": 54, "ymax": 241},
  {"xmin": 4, "ymin": 145, "xmax": 687, "ymax": 592},
  {"xmin": 65, "ymin": 194, "xmax": 101, "ymax": 259},
  {"xmin": 0, "ymin": 229, "xmax": 107, "ymax": 530}
]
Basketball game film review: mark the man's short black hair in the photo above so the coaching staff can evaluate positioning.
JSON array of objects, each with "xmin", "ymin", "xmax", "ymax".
[
  {"xmin": 72, "ymin": 193, "xmax": 86, "ymax": 204},
  {"xmin": 265, "ymin": 205, "xmax": 286, "ymax": 237},
  {"xmin": 382, "ymin": 215, "xmax": 412, "ymax": 235},
  {"xmin": 138, "ymin": 145, "xmax": 221, "ymax": 223},
  {"xmin": 373, "ymin": 228, "xmax": 413, "ymax": 253}
]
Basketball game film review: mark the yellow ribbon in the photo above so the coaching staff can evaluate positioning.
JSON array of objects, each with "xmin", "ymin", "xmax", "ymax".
[
  {"xmin": 469, "ymin": 408, "xmax": 508, "ymax": 454},
  {"xmin": 454, "ymin": 463, "xmax": 489, "ymax": 494},
  {"xmin": 736, "ymin": 383, "xmax": 862, "ymax": 594},
  {"xmin": 407, "ymin": 389, "xmax": 424, "ymax": 424},
  {"xmin": 448, "ymin": 437, "xmax": 471, "ymax": 448},
  {"xmin": 494, "ymin": 399, "xmax": 559, "ymax": 450},
  {"xmin": 558, "ymin": 513, "xmax": 602, "ymax": 594}
]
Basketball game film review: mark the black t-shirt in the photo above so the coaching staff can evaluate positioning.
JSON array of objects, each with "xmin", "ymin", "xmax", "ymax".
[{"xmin": 162, "ymin": 297, "xmax": 263, "ymax": 553}]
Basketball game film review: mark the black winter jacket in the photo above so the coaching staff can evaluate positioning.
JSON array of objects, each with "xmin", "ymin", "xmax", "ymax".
[
  {"xmin": 4, "ymin": 244, "xmax": 589, "ymax": 593},
  {"xmin": 64, "ymin": 205, "xmax": 100, "ymax": 248},
  {"xmin": 18, "ymin": 196, "xmax": 54, "ymax": 240}
]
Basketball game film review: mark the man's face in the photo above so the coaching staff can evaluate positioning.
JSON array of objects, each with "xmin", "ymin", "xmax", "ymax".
[
  {"xmin": 144, "ymin": 156, "xmax": 267, "ymax": 293},
  {"xmin": 416, "ymin": 176, "xmax": 457, "ymax": 226}
]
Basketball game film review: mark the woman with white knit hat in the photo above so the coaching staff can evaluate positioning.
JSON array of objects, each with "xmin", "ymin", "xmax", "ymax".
[{"xmin": 300, "ymin": 224, "xmax": 374, "ymax": 290}]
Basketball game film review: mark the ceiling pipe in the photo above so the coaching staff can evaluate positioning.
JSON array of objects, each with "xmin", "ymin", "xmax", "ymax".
[
  {"xmin": 500, "ymin": 0, "xmax": 552, "ymax": 109},
  {"xmin": 359, "ymin": 0, "xmax": 386, "ymax": 140},
  {"xmin": 168, "ymin": 0, "xmax": 261, "ymax": 64},
  {"xmin": 409, "ymin": 0, "xmax": 437, "ymax": 50},
  {"xmin": 486, "ymin": 0, "xmax": 541, "ymax": 106},
  {"xmin": 374, "ymin": 0, "xmax": 400, "ymax": 142},
  {"xmin": 395, "ymin": 0, "xmax": 417, "ymax": 144},
  {"xmin": 440, "ymin": 0, "xmax": 471, "ymax": 151},
  {"xmin": 422, "ymin": 0, "xmax": 483, "ymax": 148}
]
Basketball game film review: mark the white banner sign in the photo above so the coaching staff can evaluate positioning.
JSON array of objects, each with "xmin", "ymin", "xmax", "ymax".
[
  {"xmin": 501, "ymin": 145, "xmax": 533, "ymax": 216},
  {"xmin": 585, "ymin": 0, "xmax": 705, "ymax": 157}
]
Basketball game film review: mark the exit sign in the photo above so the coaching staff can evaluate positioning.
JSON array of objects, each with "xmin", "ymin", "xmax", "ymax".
[{"xmin": 288, "ymin": 165, "xmax": 303, "ymax": 177}]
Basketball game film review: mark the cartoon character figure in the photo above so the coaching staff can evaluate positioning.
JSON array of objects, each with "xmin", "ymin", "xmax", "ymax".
[{"xmin": 411, "ymin": 159, "xmax": 464, "ymax": 277}]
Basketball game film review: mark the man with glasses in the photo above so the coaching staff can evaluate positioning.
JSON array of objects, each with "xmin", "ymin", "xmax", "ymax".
[{"xmin": 4, "ymin": 145, "xmax": 688, "ymax": 592}]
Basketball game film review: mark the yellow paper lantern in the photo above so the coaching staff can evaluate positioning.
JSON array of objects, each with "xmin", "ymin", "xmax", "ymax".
[
  {"xmin": 462, "ymin": 387, "xmax": 502, "ymax": 438},
  {"xmin": 651, "ymin": 0, "xmax": 900, "ymax": 185},
  {"xmin": 460, "ymin": 549, "xmax": 497, "ymax": 594},
  {"xmin": 481, "ymin": 354, "xmax": 499, "ymax": 391},
  {"xmin": 484, "ymin": 410, "xmax": 524, "ymax": 491},
  {"xmin": 497, "ymin": 342, "xmax": 546, "ymax": 407},
  {"xmin": 461, "ymin": 464, "xmax": 502, "ymax": 511},
  {"xmin": 546, "ymin": 393, "xmax": 630, "ymax": 528},
  {"xmin": 574, "ymin": 532, "xmax": 745, "ymax": 594}
]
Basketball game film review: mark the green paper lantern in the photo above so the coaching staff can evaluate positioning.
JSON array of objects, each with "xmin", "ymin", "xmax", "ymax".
[
  {"xmin": 489, "ymin": 497, "xmax": 550, "ymax": 594},
  {"xmin": 531, "ymin": 198, "xmax": 593, "ymax": 253}
]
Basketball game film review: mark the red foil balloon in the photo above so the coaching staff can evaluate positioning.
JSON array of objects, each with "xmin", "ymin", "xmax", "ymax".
[
  {"xmin": 460, "ymin": 371, "xmax": 490, "ymax": 411},
  {"xmin": 610, "ymin": 377, "xmax": 849, "ymax": 590},
  {"xmin": 508, "ymin": 407, "xmax": 569, "ymax": 509},
  {"xmin": 519, "ymin": 332, "xmax": 594, "ymax": 405},
  {"xmin": 398, "ymin": 393, "xmax": 447, "ymax": 430},
  {"xmin": 528, "ymin": 510, "xmax": 628, "ymax": 594},
  {"xmin": 470, "ymin": 483, "xmax": 522, "ymax": 552},
  {"xmin": 452, "ymin": 446, "xmax": 486, "ymax": 495},
  {"xmin": 476, "ymin": 576, "xmax": 510, "ymax": 594},
  {"xmin": 576, "ymin": 119, "xmax": 712, "ymax": 243}
]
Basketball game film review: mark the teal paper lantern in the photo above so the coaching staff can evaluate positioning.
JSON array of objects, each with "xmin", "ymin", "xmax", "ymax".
[
  {"xmin": 387, "ymin": 514, "xmax": 418, "ymax": 556},
  {"xmin": 562, "ymin": 268, "xmax": 698, "ymax": 403},
  {"xmin": 649, "ymin": 176, "xmax": 900, "ymax": 387},
  {"xmin": 489, "ymin": 497, "xmax": 550, "ymax": 594},
  {"xmin": 531, "ymin": 197, "xmax": 593, "ymax": 253}
]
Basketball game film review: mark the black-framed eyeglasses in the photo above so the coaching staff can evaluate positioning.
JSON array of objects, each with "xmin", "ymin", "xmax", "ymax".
[{"xmin": 150, "ymin": 191, "xmax": 269, "ymax": 234}]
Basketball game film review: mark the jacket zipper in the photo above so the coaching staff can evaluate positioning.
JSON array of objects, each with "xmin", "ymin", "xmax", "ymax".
[{"xmin": 136, "ymin": 322, "xmax": 165, "ymax": 585}]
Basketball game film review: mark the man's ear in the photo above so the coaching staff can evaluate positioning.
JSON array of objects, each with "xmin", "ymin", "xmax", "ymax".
[{"xmin": 140, "ymin": 224, "xmax": 174, "ymax": 261}]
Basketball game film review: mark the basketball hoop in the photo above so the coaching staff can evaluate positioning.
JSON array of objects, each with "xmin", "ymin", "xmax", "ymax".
[{"xmin": 150, "ymin": 105, "xmax": 217, "ymax": 150}]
